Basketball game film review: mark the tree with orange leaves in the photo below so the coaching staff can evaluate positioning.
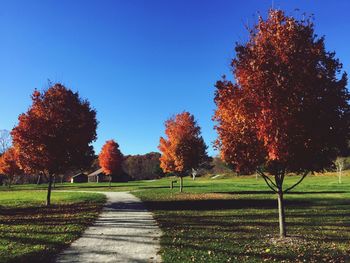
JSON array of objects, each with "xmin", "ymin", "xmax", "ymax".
[
  {"xmin": 11, "ymin": 84, "xmax": 97, "ymax": 206},
  {"xmin": 213, "ymin": 9, "xmax": 349, "ymax": 238},
  {"xmin": 159, "ymin": 112, "xmax": 208, "ymax": 192},
  {"xmin": 0, "ymin": 147, "xmax": 22, "ymax": 187},
  {"xmin": 99, "ymin": 140, "xmax": 123, "ymax": 187}
]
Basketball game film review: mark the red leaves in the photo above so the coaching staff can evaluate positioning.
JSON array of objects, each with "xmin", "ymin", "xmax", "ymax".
[
  {"xmin": 158, "ymin": 112, "xmax": 208, "ymax": 174},
  {"xmin": 99, "ymin": 140, "xmax": 123, "ymax": 176},
  {"xmin": 0, "ymin": 147, "xmax": 22, "ymax": 177},
  {"xmin": 214, "ymin": 9, "xmax": 349, "ymax": 174},
  {"xmin": 11, "ymin": 84, "xmax": 97, "ymax": 175}
]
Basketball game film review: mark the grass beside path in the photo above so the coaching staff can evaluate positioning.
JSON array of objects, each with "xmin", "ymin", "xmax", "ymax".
[
  {"xmin": 134, "ymin": 175, "xmax": 350, "ymax": 263},
  {"xmin": 0, "ymin": 191, "xmax": 105, "ymax": 263},
  {"xmin": 1, "ymin": 173, "xmax": 349, "ymax": 262}
]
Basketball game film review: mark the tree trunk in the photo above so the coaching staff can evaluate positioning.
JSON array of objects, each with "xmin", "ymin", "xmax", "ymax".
[
  {"xmin": 277, "ymin": 190, "xmax": 286, "ymax": 238},
  {"xmin": 338, "ymin": 167, "xmax": 342, "ymax": 184},
  {"xmin": 53, "ymin": 175, "xmax": 56, "ymax": 188},
  {"xmin": 109, "ymin": 175, "xmax": 112, "ymax": 188},
  {"xmin": 37, "ymin": 174, "xmax": 41, "ymax": 185},
  {"xmin": 46, "ymin": 174, "xmax": 53, "ymax": 206},
  {"xmin": 179, "ymin": 176, "xmax": 183, "ymax": 192},
  {"xmin": 192, "ymin": 168, "xmax": 197, "ymax": 180}
]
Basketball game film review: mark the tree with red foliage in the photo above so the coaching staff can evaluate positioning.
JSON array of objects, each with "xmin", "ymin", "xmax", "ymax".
[
  {"xmin": 11, "ymin": 84, "xmax": 97, "ymax": 206},
  {"xmin": 159, "ymin": 112, "xmax": 208, "ymax": 192},
  {"xmin": 213, "ymin": 10, "xmax": 349, "ymax": 238},
  {"xmin": 0, "ymin": 147, "xmax": 23, "ymax": 187},
  {"xmin": 99, "ymin": 140, "xmax": 123, "ymax": 187}
]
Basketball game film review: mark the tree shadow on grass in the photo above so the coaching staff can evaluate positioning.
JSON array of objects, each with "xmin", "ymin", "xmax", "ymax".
[
  {"xmin": 0, "ymin": 202, "xmax": 104, "ymax": 263},
  {"xmin": 151, "ymin": 197, "xmax": 350, "ymax": 262},
  {"xmin": 142, "ymin": 198, "xmax": 311, "ymax": 211},
  {"xmin": 0, "ymin": 203, "xmax": 101, "ymax": 226},
  {"xmin": 213, "ymin": 190, "xmax": 349, "ymax": 195}
]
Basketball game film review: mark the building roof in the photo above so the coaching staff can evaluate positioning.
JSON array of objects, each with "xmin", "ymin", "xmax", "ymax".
[
  {"xmin": 87, "ymin": 168, "xmax": 103, "ymax": 177},
  {"xmin": 72, "ymin": 172, "xmax": 87, "ymax": 178}
]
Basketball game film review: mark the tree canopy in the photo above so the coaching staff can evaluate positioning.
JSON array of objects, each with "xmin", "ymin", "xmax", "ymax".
[
  {"xmin": 214, "ymin": 9, "xmax": 349, "ymax": 176},
  {"xmin": 159, "ymin": 111, "xmax": 208, "ymax": 174},
  {"xmin": 0, "ymin": 147, "xmax": 22, "ymax": 186}
]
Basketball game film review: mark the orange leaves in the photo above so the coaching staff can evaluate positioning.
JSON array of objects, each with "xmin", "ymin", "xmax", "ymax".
[
  {"xmin": 158, "ymin": 112, "xmax": 208, "ymax": 174},
  {"xmin": 214, "ymin": 9, "xmax": 349, "ymax": 174},
  {"xmin": 0, "ymin": 147, "xmax": 22, "ymax": 176},
  {"xmin": 11, "ymin": 84, "xmax": 97, "ymax": 175},
  {"xmin": 98, "ymin": 140, "xmax": 123, "ymax": 176}
]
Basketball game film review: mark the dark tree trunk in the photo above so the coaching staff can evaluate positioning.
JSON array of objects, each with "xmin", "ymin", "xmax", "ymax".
[
  {"xmin": 46, "ymin": 174, "xmax": 53, "ymax": 206},
  {"xmin": 277, "ymin": 190, "xmax": 286, "ymax": 238},
  {"xmin": 53, "ymin": 175, "xmax": 56, "ymax": 188},
  {"xmin": 179, "ymin": 176, "xmax": 183, "ymax": 192},
  {"xmin": 109, "ymin": 175, "xmax": 112, "ymax": 188}
]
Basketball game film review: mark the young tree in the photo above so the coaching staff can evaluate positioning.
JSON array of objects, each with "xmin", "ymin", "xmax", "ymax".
[
  {"xmin": 0, "ymin": 147, "xmax": 22, "ymax": 187},
  {"xmin": 213, "ymin": 10, "xmax": 349, "ymax": 238},
  {"xmin": 99, "ymin": 140, "xmax": 123, "ymax": 187},
  {"xmin": 0, "ymin": 130, "xmax": 11, "ymax": 155},
  {"xmin": 11, "ymin": 84, "xmax": 97, "ymax": 206},
  {"xmin": 158, "ymin": 112, "xmax": 208, "ymax": 192},
  {"xmin": 335, "ymin": 157, "xmax": 345, "ymax": 184}
]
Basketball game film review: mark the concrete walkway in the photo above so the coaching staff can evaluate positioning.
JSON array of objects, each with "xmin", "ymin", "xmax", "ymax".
[{"xmin": 56, "ymin": 192, "xmax": 162, "ymax": 263}]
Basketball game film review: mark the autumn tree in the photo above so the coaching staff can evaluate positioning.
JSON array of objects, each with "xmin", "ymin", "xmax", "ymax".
[
  {"xmin": 213, "ymin": 10, "xmax": 349, "ymax": 238},
  {"xmin": 11, "ymin": 84, "xmax": 97, "ymax": 206},
  {"xmin": 99, "ymin": 140, "xmax": 123, "ymax": 187},
  {"xmin": 158, "ymin": 112, "xmax": 208, "ymax": 192},
  {"xmin": 0, "ymin": 147, "xmax": 22, "ymax": 187}
]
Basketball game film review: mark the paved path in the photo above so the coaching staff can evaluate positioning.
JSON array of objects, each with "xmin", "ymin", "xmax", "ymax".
[{"xmin": 56, "ymin": 192, "xmax": 162, "ymax": 263}]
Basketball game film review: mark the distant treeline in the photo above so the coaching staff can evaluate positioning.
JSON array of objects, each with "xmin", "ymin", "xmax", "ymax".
[{"xmin": 1, "ymin": 153, "xmax": 349, "ymax": 186}]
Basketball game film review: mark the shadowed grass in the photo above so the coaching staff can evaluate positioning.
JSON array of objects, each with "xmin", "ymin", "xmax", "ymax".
[{"xmin": 0, "ymin": 191, "xmax": 105, "ymax": 263}]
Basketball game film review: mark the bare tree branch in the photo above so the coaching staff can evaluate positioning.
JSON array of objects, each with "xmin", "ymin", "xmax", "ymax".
[
  {"xmin": 257, "ymin": 169, "xmax": 278, "ymax": 193},
  {"xmin": 283, "ymin": 171, "xmax": 309, "ymax": 193},
  {"xmin": 0, "ymin": 130, "xmax": 11, "ymax": 154},
  {"xmin": 257, "ymin": 168, "xmax": 278, "ymax": 188}
]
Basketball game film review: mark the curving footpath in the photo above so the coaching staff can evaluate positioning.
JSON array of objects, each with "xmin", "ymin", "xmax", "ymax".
[{"xmin": 56, "ymin": 192, "xmax": 162, "ymax": 263}]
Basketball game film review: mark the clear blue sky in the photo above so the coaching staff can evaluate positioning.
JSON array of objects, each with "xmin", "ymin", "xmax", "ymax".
[{"xmin": 1, "ymin": 0, "xmax": 349, "ymax": 156}]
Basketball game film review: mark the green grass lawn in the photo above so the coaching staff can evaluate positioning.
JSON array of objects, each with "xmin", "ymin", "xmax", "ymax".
[
  {"xmin": 0, "ymin": 190, "xmax": 106, "ymax": 263},
  {"xmin": 134, "ymin": 174, "xmax": 350, "ymax": 263},
  {"xmin": 1, "ymin": 173, "xmax": 349, "ymax": 262}
]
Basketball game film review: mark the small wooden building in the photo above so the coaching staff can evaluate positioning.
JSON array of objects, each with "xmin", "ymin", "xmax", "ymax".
[
  {"xmin": 87, "ymin": 168, "xmax": 105, "ymax": 183},
  {"xmin": 70, "ymin": 172, "xmax": 88, "ymax": 183},
  {"xmin": 87, "ymin": 168, "xmax": 129, "ymax": 183}
]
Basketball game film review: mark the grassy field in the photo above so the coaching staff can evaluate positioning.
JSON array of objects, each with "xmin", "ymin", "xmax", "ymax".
[
  {"xmin": 133, "ymin": 174, "xmax": 350, "ymax": 263},
  {"xmin": 0, "ymin": 190, "xmax": 105, "ymax": 263},
  {"xmin": 1, "ymin": 173, "xmax": 350, "ymax": 262}
]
